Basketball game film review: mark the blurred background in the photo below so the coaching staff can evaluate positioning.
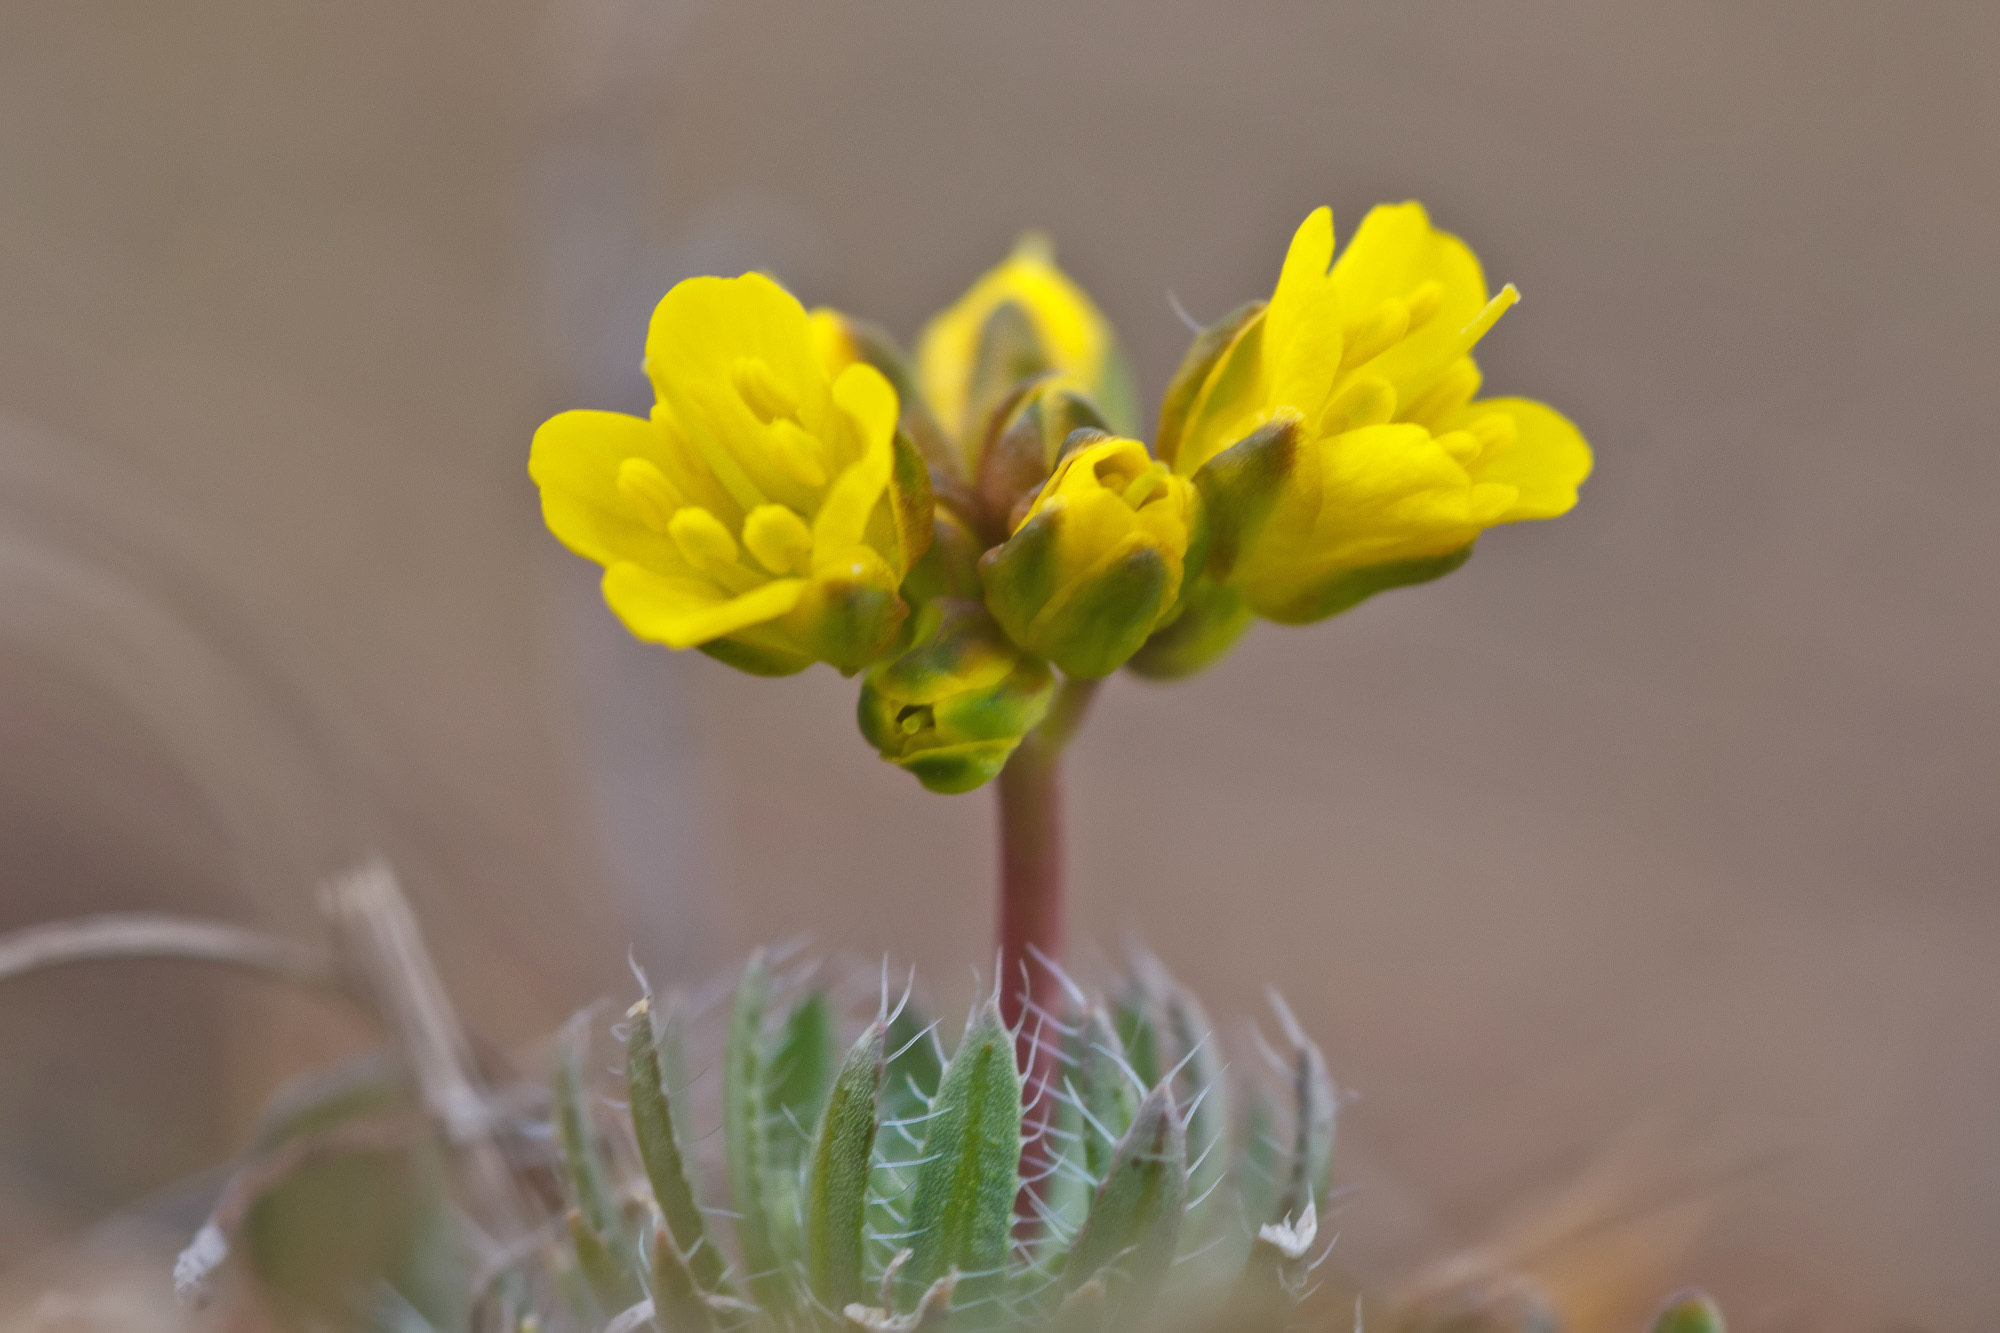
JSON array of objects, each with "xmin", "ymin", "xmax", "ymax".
[{"xmin": 1, "ymin": 1, "xmax": 1996, "ymax": 1328}]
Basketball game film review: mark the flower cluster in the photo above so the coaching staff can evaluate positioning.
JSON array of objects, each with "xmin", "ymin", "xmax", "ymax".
[{"xmin": 532, "ymin": 207, "xmax": 1591, "ymax": 791}]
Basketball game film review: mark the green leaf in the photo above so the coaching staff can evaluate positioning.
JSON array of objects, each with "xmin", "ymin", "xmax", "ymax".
[
  {"xmin": 870, "ymin": 1002, "xmax": 945, "ymax": 1283},
  {"xmin": 766, "ymin": 990, "xmax": 840, "ymax": 1268},
  {"xmin": 902, "ymin": 998, "xmax": 1022, "ymax": 1319},
  {"xmin": 806, "ymin": 1021, "xmax": 887, "ymax": 1310},
  {"xmin": 625, "ymin": 994, "xmax": 728, "ymax": 1293},
  {"xmin": 566, "ymin": 1208, "xmax": 638, "ymax": 1319},
  {"xmin": 554, "ymin": 1014, "xmax": 625, "ymax": 1253},
  {"xmin": 1270, "ymin": 997, "xmax": 1336, "ymax": 1222},
  {"xmin": 1112, "ymin": 985, "xmax": 1161, "ymax": 1091},
  {"xmin": 648, "ymin": 1221, "xmax": 720, "ymax": 1333},
  {"xmin": 1062, "ymin": 1082, "xmax": 1188, "ymax": 1313},
  {"xmin": 1076, "ymin": 1006, "xmax": 1138, "ymax": 1184},
  {"xmin": 1145, "ymin": 963, "xmax": 1230, "ymax": 1240},
  {"xmin": 723, "ymin": 952, "xmax": 791, "ymax": 1315}
]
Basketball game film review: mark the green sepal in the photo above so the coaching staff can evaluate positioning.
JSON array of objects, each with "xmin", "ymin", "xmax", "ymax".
[
  {"xmin": 981, "ymin": 510, "xmax": 1173, "ymax": 680},
  {"xmin": 805, "ymin": 1021, "xmax": 886, "ymax": 1310},
  {"xmin": 699, "ymin": 636, "xmax": 814, "ymax": 677},
  {"xmin": 1652, "ymin": 1291, "xmax": 1726, "ymax": 1333},
  {"xmin": 963, "ymin": 299, "xmax": 1054, "ymax": 465},
  {"xmin": 625, "ymin": 995, "xmax": 729, "ymax": 1293},
  {"xmin": 858, "ymin": 598, "xmax": 1057, "ymax": 794},
  {"xmin": 1189, "ymin": 416, "xmax": 1303, "ymax": 585},
  {"xmin": 901, "ymin": 505, "xmax": 986, "ymax": 607},
  {"xmin": 723, "ymin": 952, "xmax": 791, "ymax": 1316},
  {"xmin": 1260, "ymin": 545, "xmax": 1474, "ymax": 625},
  {"xmin": 866, "ymin": 426, "xmax": 938, "ymax": 582},
  {"xmin": 791, "ymin": 568, "xmax": 912, "ymax": 676},
  {"xmin": 902, "ymin": 998, "xmax": 1023, "ymax": 1318},
  {"xmin": 979, "ymin": 385, "xmax": 1110, "ymax": 539},
  {"xmin": 1156, "ymin": 300, "xmax": 1263, "ymax": 470},
  {"xmin": 1124, "ymin": 578, "xmax": 1251, "ymax": 680},
  {"xmin": 1062, "ymin": 1082, "xmax": 1188, "ymax": 1312}
]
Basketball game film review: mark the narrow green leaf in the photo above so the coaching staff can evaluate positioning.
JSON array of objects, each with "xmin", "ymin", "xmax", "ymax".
[
  {"xmin": 807, "ymin": 1021, "xmax": 886, "ymax": 1310},
  {"xmin": 554, "ymin": 1014, "xmax": 624, "ymax": 1251},
  {"xmin": 1112, "ymin": 984, "xmax": 1161, "ymax": 1090},
  {"xmin": 1077, "ymin": 1005, "xmax": 1138, "ymax": 1183},
  {"xmin": 1271, "ymin": 997, "xmax": 1336, "ymax": 1221},
  {"xmin": 766, "ymin": 990, "xmax": 839, "ymax": 1272},
  {"xmin": 869, "ymin": 1002, "xmax": 944, "ymax": 1282},
  {"xmin": 567, "ymin": 1209, "xmax": 638, "ymax": 1318},
  {"xmin": 1153, "ymin": 969, "xmax": 1230, "ymax": 1236},
  {"xmin": 1062, "ymin": 1082, "xmax": 1188, "ymax": 1310},
  {"xmin": 625, "ymin": 994, "xmax": 728, "ymax": 1293},
  {"xmin": 885, "ymin": 1001, "xmax": 944, "ymax": 1123},
  {"xmin": 648, "ymin": 1221, "xmax": 720, "ymax": 1333},
  {"xmin": 723, "ymin": 951, "xmax": 790, "ymax": 1315},
  {"xmin": 1652, "ymin": 1291, "xmax": 1726, "ymax": 1333},
  {"xmin": 902, "ymin": 998, "xmax": 1022, "ymax": 1318}
]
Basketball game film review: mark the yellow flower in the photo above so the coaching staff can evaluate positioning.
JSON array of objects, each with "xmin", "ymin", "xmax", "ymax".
[
  {"xmin": 915, "ymin": 235, "xmax": 1134, "ymax": 457},
  {"xmin": 531, "ymin": 273, "xmax": 932, "ymax": 675},
  {"xmin": 980, "ymin": 433, "xmax": 1196, "ymax": 678},
  {"xmin": 1160, "ymin": 205, "xmax": 1592, "ymax": 624}
]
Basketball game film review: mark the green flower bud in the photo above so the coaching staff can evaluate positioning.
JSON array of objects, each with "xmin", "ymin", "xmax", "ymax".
[
  {"xmin": 980, "ymin": 433, "xmax": 1198, "ymax": 679},
  {"xmin": 857, "ymin": 599, "xmax": 1056, "ymax": 794},
  {"xmin": 977, "ymin": 381, "xmax": 1111, "ymax": 540}
]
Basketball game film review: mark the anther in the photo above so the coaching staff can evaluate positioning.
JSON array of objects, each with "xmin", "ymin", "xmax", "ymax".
[
  {"xmin": 1405, "ymin": 280, "xmax": 1445, "ymax": 330},
  {"xmin": 667, "ymin": 506, "xmax": 740, "ymax": 570},
  {"xmin": 1340, "ymin": 297, "xmax": 1411, "ymax": 370},
  {"xmin": 616, "ymin": 457, "xmax": 685, "ymax": 532},
  {"xmin": 1468, "ymin": 411, "xmax": 1518, "ymax": 453},
  {"xmin": 1434, "ymin": 430, "xmax": 1481, "ymax": 464},
  {"xmin": 1120, "ymin": 459, "xmax": 1170, "ymax": 509},
  {"xmin": 742, "ymin": 503, "xmax": 815, "ymax": 576},
  {"xmin": 730, "ymin": 356, "xmax": 800, "ymax": 425},
  {"xmin": 770, "ymin": 419, "xmax": 828, "ymax": 488},
  {"xmin": 1319, "ymin": 376, "xmax": 1396, "ymax": 434}
]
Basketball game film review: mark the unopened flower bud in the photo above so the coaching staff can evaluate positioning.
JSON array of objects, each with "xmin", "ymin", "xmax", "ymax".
[
  {"xmin": 857, "ymin": 599, "xmax": 1056, "ymax": 794},
  {"xmin": 980, "ymin": 434, "xmax": 1197, "ymax": 679}
]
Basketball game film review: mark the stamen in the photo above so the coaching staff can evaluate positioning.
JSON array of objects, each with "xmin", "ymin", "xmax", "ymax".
[
  {"xmin": 770, "ymin": 419, "xmax": 828, "ymax": 488},
  {"xmin": 667, "ymin": 506, "xmax": 740, "ymax": 570},
  {"xmin": 730, "ymin": 356, "xmax": 799, "ymax": 425},
  {"xmin": 1339, "ymin": 297, "xmax": 1411, "ymax": 370},
  {"xmin": 741, "ymin": 503, "xmax": 815, "ymax": 575},
  {"xmin": 896, "ymin": 705, "xmax": 934, "ymax": 737},
  {"xmin": 1468, "ymin": 411, "xmax": 1518, "ymax": 453},
  {"xmin": 1401, "ymin": 357, "xmax": 1483, "ymax": 430},
  {"xmin": 1435, "ymin": 430, "xmax": 1481, "ymax": 464},
  {"xmin": 1120, "ymin": 459, "xmax": 1170, "ymax": 509},
  {"xmin": 1319, "ymin": 376, "xmax": 1396, "ymax": 435},
  {"xmin": 1404, "ymin": 280, "xmax": 1445, "ymax": 330},
  {"xmin": 617, "ymin": 457, "xmax": 685, "ymax": 532}
]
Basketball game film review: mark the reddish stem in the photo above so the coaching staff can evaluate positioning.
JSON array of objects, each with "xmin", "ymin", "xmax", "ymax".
[{"xmin": 996, "ymin": 675, "xmax": 1097, "ymax": 1230}]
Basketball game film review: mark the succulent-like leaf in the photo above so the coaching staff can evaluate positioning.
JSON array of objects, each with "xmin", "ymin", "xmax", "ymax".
[
  {"xmin": 1076, "ymin": 1006, "xmax": 1139, "ymax": 1184},
  {"xmin": 1112, "ymin": 985, "xmax": 1161, "ymax": 1091},
  {"xmin": 555, "ymin": 1016, "xmax": 626, "ymax": 1256},
  {"xmin": 767, "ymin": 991, "xmax": 841, "ymax": 1249},
  {"xmin": 808, "ymin": 1022, "xmax": 888, "ymax": 1310},
  {"xmin": 1062, "ymin": 1082, "xmax": 1188, "ymax": 1313},
  {"xmin": 648, "ymin": 1221, "xmax": 720, "ymax": 1333},
  {"xmin": 724, "ymin": 952, "xmax": 791, "ymax": 1314},
  {"xmin": 902, "ymin": 998, "xmax": 1022, "ymax": 1317},
  {"xmin": 626, "ymin": 994, "xmax": 728, "ymax": 1293},
  {"xmin": 1272, "ymin": 998, "xmax": 1336, "ymax": 1222}
]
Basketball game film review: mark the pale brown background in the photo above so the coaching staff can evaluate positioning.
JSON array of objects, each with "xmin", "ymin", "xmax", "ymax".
[{"xmin": 1, "ymin": 2, "xmax": 1996, "ymax": 1329}]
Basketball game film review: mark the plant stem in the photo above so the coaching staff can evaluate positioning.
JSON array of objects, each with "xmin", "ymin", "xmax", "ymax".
[{"xmin": 996, "ymin": 674, "xmax": 1098, "ymax": 1225}]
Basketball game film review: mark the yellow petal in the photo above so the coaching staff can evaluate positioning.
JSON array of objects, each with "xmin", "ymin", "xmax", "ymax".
[
  {"xmin": 1331, "ymin": 202, "xmax": 1490, "ymax": 391},
  {"xmin": 602, "ymin": 564, "xmax": 806, "ymax": 649},
  {"xmin": 1451, "ymin": 396, "xmax": 1593, "ymax": 520},
  {"xmin": 530, "ymin": 409, "xmax": 682, "ymax": 569},
  {"xmin": 811, "ymin": 362, "xmax": 898, "ymax": 556},
  {"xmin": 1261, "ymin": 207, "xmax": 1345, "ymax": 419}
]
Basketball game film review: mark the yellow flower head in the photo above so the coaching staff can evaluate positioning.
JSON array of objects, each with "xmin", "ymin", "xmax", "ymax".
[
  {"xmin": 531, "ymin": 273, "xmax": 932, "ymax": 675},
  {"xmin": 915, "ymin": 235, "xmax": 1132, "ymax": 456},
  {"xmin": 1161, "ymin": 205, "xmax": 1592, "ymax": 624},
  {"xmin": 980, "ymin": 434, "xmax": 1197, "ymax": 678}
]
